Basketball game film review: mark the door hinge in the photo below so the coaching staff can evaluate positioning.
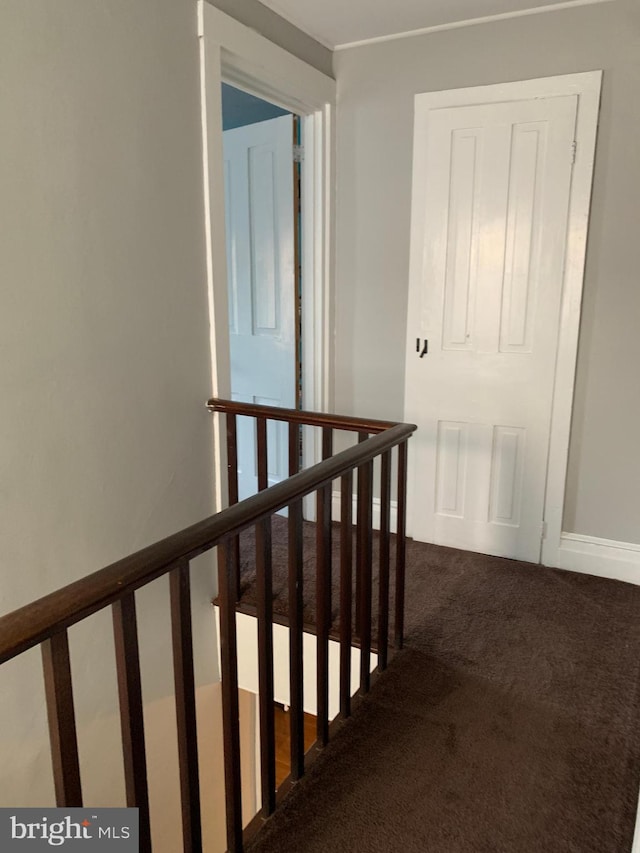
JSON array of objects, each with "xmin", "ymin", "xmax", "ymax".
[
  {"xmin": 541, "ymin": 520, "xmax": 548, "ymax": 540},
  {"xmin": 293, "ymin": 144, "xmax": 304, "ymax": 163},
  {"xmin": 571, "ymin": 140, "xmax": 577, "ymax": 165}
]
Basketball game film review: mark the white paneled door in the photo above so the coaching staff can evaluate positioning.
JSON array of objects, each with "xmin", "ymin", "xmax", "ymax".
[
  {"xmin": 223, "ymin": 115, "xmax": 295, "ymax": 500},
  {"xmin": 405, "ymin": 94, "xmax": 578, "ymax": 562}
]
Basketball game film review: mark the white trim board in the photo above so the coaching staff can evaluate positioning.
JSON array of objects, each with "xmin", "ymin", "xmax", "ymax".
[
  {"xmin": 333, "ymin": 0, "xmax": 614, "ymax": 51},
  {"xmin": 404, "ymin": 71, "xmax": 602, "ymax": 571},
  {"xmin": 555, "ymin": 533, "xmax": 640, "ymax": 585}
]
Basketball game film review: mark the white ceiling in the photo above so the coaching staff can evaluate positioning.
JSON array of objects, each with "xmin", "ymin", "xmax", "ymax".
[{"xmin": 258, "ymin": 0, "xmax": 608, "ymax": 49}]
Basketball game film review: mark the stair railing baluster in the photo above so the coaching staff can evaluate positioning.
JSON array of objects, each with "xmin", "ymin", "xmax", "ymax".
[
  {"xmin": 355, "ymin": 431, "xmax": 369, "ymax": 635},
  {"xmin": 218, "ymin": 542, "xmax": 243, "ymax": 853},
  {"xmin": 256, "ymin": 516, "xmax": 276, "ymax": 815},
  {"xmin": 316, "ymin": 480, "xmax": 332, "ymax": 747},
  {"xmin": 322, "ymin": 427, "xmax": 333, "ymax": 587},
  {"xmin": 395, "ymin": 440, "xmax": 409, "ymax": 651},
  {"xmin": 357, "ymin": 460, "xmax": 374, "ymax": 693},
  {"xmin": 377, "ymin": 450, "xmax": 392, "ymax": 671},
  {"xmin": 255, "ymin": 415, "xmax": 276, "ymax": 813},
  {"xmin": 170, "ymin": 559, "xmax": 202, "ymax": 853},
  {"xmin": 226, "ymin": 412, "xmax": 241, "ymax": 602},
  {"xmin": 316, "ymin": 427, "xmax": 333, "ymax": 746},
  {"xmin": 288, "ymin": 422, "xmax": 305, "ymax": 781},
  {"xmin": 339, "ymin": 470, "xmax": 354, "ymax": 718},
  {"xmin": 112, "ymin": 593, "xmax": 151, "ymax": 852},
  {"xmin": 41, "ymin": 629, "xmax": 83, "ymax": 807},
  {"xmin": 256, "ymin": 416, "xmax": 268, "ymax": 492}
]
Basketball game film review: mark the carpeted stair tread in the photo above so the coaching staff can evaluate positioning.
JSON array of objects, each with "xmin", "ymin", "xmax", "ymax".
[{"xmin": 237, "ymin": 516, "xmax": 395, "ymax": 639}]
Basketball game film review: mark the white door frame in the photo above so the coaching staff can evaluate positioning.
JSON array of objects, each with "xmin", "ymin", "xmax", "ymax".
[
  {"xmin": 405, "ymin": 71, "xmax": 601, "ymax": 568},
  {"xmin": 199, "ymin": 1, "xmax": 336, "ymax": 509}
]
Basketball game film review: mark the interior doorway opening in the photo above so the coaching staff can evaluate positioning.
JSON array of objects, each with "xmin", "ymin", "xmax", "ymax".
[
  {"xmin": 220, "ymin": 83, "xmax": 303, "ymax": 499},
  {"xmin": 199, "ymin": 0, "xmax": 336, "ymax": 514}
]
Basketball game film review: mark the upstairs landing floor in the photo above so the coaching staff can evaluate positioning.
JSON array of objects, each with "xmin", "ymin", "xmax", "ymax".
[{"xmin": 241, "ymin": 526, "xmax": 640, "ymax": 853}]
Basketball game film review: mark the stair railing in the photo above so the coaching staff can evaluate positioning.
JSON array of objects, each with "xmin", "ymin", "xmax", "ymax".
[
  {"xmin": 0, "ymin": 400, "xmax": 416, "ymax": 853},
  {"xmin": 207, "ymin": 398, "xmax": 415, "ymax": 850}
]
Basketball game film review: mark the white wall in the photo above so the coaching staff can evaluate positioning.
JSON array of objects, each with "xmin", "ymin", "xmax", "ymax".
[
  {"xmin": 0, "ymin": 0, "xmax": 217, "ymax": 806},
  {"xmin": 333, "ymin": 0, "xmax": 640, "ymax": 544}
]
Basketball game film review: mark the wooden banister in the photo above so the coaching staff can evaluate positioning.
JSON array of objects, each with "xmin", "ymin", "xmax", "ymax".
[{"xmin": 0, "ymin": 400, "xmax": 416, "ymax": 853}]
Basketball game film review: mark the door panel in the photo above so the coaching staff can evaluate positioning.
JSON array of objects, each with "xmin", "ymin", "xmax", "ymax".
[
  {"xmin": 224, "ymin": 115, "xmax": 295, "ymax": 500},
  {"xmin": 405, "ymin": 96, "xmax": 578, "ymax": 562}
]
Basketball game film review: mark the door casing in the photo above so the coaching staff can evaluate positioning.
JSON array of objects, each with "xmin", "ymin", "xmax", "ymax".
[{"xmin": 404, "ymin": 71, "xmax": 602, "ymax": 568}]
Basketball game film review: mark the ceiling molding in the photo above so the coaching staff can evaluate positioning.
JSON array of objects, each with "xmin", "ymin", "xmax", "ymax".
[{"xmin": 333, "ymin": 0, "xmax": 615, "ymax": 51}]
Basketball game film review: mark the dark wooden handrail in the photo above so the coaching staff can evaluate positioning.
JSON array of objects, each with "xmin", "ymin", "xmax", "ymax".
[
  {"xmin": 0, "ymin": 422, "xmax": 415, "ymax": 666},
  {"xmin": 207, "ymin": 397, "xmax": 398, "ymax": 434}
]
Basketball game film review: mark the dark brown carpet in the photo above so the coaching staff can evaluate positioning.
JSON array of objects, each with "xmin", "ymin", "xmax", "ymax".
[{"xmin": 240, "ymin": 520, "xmax": 640, "ymax": 853}]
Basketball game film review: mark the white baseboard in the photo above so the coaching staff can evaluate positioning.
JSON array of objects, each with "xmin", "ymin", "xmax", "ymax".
[
  {"xmin": 325, "ymin": 501, "xmax": 640, "ymax": 585},
  {"xmin": 331, "ymin": 491, "xmax": 398, "ymax": 534},
  {"xmin": 555, "ymin": 532, "xmax": 640, "ymax": 585}
]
